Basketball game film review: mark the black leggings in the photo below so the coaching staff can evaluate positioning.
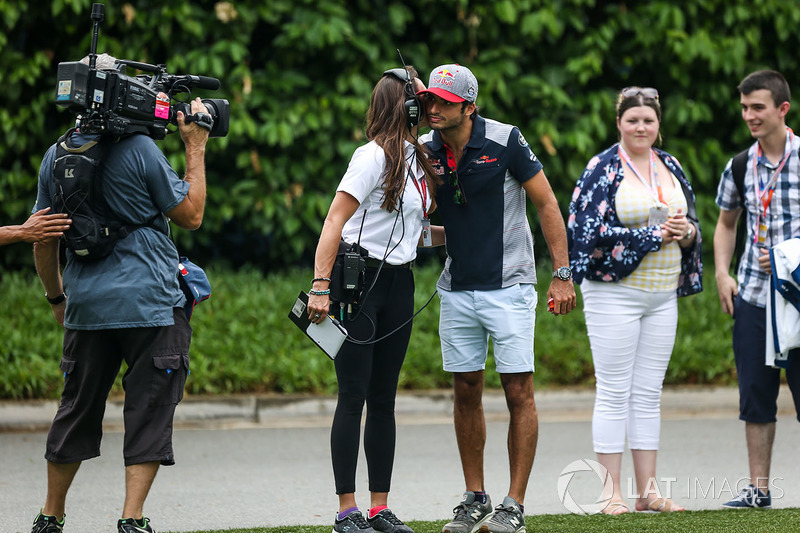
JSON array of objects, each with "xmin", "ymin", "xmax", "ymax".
[{"xmin": 330, "ymin": 266, "xmax": 414, "ymax": 494}]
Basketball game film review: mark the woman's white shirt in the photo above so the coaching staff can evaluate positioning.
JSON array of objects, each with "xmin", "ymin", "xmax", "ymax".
[{"xmin": 338, "ymin": 140, "xmax": 429, "ymax": 265}]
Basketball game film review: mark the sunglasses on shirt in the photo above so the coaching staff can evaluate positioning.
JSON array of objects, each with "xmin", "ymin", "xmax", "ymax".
[
  {"xmin": 449, "ymin": 168, "xmax": 467, "ymax": 205},
  {"xmin": 621, "ymin": 86, "xmax": 659, "ymax": 100}
]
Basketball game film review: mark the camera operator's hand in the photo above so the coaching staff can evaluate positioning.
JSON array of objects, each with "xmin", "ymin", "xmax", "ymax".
[
  {"xmin": 169, "ymin": 97, "xmax": 210, "ymax": 230},
  {"xmin": 177, "ymin": 97, "xmax": 211, "ymax": 149}
]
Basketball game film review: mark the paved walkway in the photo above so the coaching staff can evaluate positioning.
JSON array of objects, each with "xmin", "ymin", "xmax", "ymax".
[{"xmin": 2, "ymin": 385, "xmax": 799, "ymax": 532}]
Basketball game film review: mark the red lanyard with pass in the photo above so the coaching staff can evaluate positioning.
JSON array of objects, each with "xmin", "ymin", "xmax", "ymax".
[{"xmin": 751, "ymin": 128, "xmax": 793, "ymax": 244}]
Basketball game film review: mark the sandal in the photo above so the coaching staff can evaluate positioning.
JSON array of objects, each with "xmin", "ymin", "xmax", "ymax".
[
  {"xmin": 637, "ymin": 497, "xmax": 685, "ymax": 513},
  {"xmin": 602, "ymin": 499, "xmax": 631, "ymax": 515}
]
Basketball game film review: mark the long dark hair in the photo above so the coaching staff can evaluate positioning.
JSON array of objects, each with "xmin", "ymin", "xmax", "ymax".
[{"xmin": 366, "ymin": 66, "xmax": 437, "ymax": 212}]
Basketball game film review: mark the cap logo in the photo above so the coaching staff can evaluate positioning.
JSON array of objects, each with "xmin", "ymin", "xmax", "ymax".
[{"xmin": 427, "ymin": 64, "xmax": 478, "ymax": 102}]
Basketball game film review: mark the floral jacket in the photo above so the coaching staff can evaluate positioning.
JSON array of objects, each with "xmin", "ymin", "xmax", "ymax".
[{"xmin": 567, "ymin": 144, "xmax": 703, "ymax": 297}]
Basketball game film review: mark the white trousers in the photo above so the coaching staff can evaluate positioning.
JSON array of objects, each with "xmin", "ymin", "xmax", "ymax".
[{"xmin": 580, "ymin": 280, "xmax": 678, "ymax": 453}]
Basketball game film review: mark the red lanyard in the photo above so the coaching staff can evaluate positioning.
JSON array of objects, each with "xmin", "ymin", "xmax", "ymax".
[
  {"xmin": 404, "ymin": 143, "xmax": 429, "ymax": 218},
  {"xmin": 618, "ymin": 145, "xmax": 664, "ymax": 204},
  {"xmin": 751, "ymin": 128, "xmax": 793, "ymax": 244},
  {"xmin": 753, "ymin": 128, "xmax": 793, "ymax": 215},
  {"xmin": 410, "ymin": 171, "xmax": 428, "ymax": 218}
]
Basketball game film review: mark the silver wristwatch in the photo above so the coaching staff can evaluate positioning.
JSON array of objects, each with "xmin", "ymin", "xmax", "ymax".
[{"xmin": 553, "ymin": 266, "xmax": 572, "ymax": 281}]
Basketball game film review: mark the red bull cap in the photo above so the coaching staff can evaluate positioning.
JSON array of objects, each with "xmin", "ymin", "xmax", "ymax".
[{"xmin": 417, "ymin": 63, "xmax": 478, "ymax": 103}]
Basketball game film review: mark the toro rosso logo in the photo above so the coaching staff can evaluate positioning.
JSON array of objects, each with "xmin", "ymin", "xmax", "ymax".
[
  {"xmin": 431, "ymin": 158, "xmax": 446, "ymax": 175},
  {"xmin": 475, "ymin": 155, "xmax": 498, "ymax": 164},
  {"xmin": 434, "ymin": 69, "xmax": 455, "ymax": 87}
]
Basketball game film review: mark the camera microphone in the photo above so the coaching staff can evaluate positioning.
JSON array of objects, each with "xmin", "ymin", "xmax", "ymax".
[
  {"xmin": 112, "ymin": 63, "xmax": 220, "ymax": 92},
  {"xmin": 89, "ymin": 3, "xmax": 104, "ymax": 69},
  {"xmin": 91, "ymin": 3, "xmax": 104, "ymax": 21},
  {"xmin": 172, "ymin": 75, "xmax": 221, "ymax": 91}
]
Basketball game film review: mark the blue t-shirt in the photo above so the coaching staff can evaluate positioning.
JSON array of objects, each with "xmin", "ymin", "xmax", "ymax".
[
  {"xmin": 35, "ymin": 132, "xmax": 190, "ymax": 329},
  {"xmin": 421, "ymin": 115, "xmax": 543, "ymax": 291}
]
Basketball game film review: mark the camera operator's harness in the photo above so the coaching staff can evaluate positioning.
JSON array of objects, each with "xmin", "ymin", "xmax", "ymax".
[
  {"xmin": 53, "ymin": 104, "xmax": 214, "ymax": 261},
  {"xmin": 53, "ymin": 128, "xmax": 169, "ymax": 260}
]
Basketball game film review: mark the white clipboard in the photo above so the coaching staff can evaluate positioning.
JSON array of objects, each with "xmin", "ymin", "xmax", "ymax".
[{"xmin": 288, "ymin": 291, "xmax": 348, "ymax": 360}]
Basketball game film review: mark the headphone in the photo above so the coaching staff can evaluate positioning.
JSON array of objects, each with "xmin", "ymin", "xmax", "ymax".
[{"xmin": 383, "ymin": 67, "xmax": 421, "ymax": 130}]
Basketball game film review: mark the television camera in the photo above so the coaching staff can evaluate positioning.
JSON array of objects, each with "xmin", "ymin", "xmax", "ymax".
[{"xmin": 54, "ymin": 3, "xmax": 229, "ymax": 139}]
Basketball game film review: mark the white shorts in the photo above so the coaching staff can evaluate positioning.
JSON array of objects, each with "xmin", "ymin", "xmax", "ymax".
[{"xmin": 439, "ymin": 284, "xmax": 537, "ymax": 373}]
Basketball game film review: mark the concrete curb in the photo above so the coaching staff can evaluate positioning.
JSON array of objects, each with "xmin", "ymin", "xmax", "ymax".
[{"xmin": 3, "ymin": 384, "xmax": 787, "ymax": 433}]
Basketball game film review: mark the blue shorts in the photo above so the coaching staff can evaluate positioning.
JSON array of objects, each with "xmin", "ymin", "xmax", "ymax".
[
  {"xmin": 733, "ymin": 295, "xmax": 800, "ymax": 423},
  {"xmin": 439, "ymin": 284, "xmax": 537, "ymax": 373}
]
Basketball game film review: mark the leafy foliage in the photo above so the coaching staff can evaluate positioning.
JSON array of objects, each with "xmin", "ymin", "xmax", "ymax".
[
  {"xmin": 1, "ymin": 1, "xmax": 797, "ymax": 398},
  {"xmin": 3, "ymin": 0, "xmax": 800, "ymax": 272}
]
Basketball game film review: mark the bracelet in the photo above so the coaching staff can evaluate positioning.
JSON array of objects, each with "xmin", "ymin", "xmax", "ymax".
[
  {"xmin": 312, "ymin": 277, "xmax": 331, "ymax": 283},
  {"xmin": 46, "ymin": 292, "xmax": 66, "ymax": 305},
  {"xmin": 309, "ymin": 289, "xmax": 331, "ymax": 296}
]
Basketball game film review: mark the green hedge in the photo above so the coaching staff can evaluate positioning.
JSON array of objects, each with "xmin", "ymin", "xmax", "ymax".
[
  {"xmin": 3, "ymin": 0, "xmax": 800, "ymax": 271},
  {"xmin": 0, "ymin": 260, "xmax": 736, "ymax": 400},
  {"xmin": 2, "ymin": 0, "xmax": 783, "ymax": 399}
]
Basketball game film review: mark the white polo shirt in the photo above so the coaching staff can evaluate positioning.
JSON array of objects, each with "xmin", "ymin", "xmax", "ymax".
[{"xmin": 338, "ymin": 140, "xmax": 430, "ymax": 265}]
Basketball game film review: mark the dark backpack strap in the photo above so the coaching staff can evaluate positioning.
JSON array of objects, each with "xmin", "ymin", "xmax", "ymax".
[
  {"xmin": 78, "ymin": 132, "xmax": 169, "ymax": 237},
  {"xmin": 56, "ymin": 127, "xmax": 78, "ymax": 146},
  {"xmin": 88, "ymin": 134, "xmax": 112, "ymax": 224},
  {"xmin": 731, "ymin": 148, "xmax": 750, "ymax": 271},
  {"xmin": 60, "ymin": 130, "xmax": 169, "ymax": 240},
  {"xmin": 731, "ymin": 148, "xmax": 749, "ymax": 203}
]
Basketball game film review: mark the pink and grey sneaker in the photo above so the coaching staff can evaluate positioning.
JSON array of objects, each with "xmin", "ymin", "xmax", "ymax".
[{"xmin": 367, "ymin": 508, "xmax": 413, "ymax": 533}]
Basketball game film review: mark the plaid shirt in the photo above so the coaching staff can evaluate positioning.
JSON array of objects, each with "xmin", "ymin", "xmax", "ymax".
[{"xmin": 715, "ymin": 131, "xmax": 800, "ymax": 307}]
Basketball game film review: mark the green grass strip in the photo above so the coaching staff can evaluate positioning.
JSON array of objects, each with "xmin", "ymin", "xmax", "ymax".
[{"xmin": 172, "ymin": 508, "xmax": 800, "ymax": 533}]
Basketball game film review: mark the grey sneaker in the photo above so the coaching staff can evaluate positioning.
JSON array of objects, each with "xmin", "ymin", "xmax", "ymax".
[
  {"xmin": 478, "ymin": 496, "xmax": 525, "ymax": 533},
  {"xmin": 367, "ymin": 508, "xmax": 413, "ymax": 533},
  {"xmin": 333, "ymin": 510, "xmax": 377, "ymax": 533},
  {"xmin": 442, "ymin": 491, "xmax": 493, "ymax": 533},
  {"xmin": 31, "ymin": 512, "xmax": 64, "ymax": 533}
]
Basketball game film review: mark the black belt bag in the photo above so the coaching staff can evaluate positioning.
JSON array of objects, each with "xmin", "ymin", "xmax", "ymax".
[{"xmin": 330, "ymin": 240, "xmax": 369, "ymax": 305}]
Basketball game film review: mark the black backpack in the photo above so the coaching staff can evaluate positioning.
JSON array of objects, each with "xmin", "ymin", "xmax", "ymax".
[
  {"xmin": 730, "ymin": 148, "xmax": 749, "ymax": 270},
  {"xmin": 52, "ymin": 128, "xmax": 165, "ymax": 260}
]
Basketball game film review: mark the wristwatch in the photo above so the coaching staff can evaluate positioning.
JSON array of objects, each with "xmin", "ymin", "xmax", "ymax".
[
  {"xmin": 553, "ymin": 266, "xmax": 572, "ymax": 281},
  {"xmin": 682, "ymin": 224, "xmax": 695, "ymax": 241},
  {"xmin": 46, "ymin": 292, "xmax": 66, "ymax": 305}
]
